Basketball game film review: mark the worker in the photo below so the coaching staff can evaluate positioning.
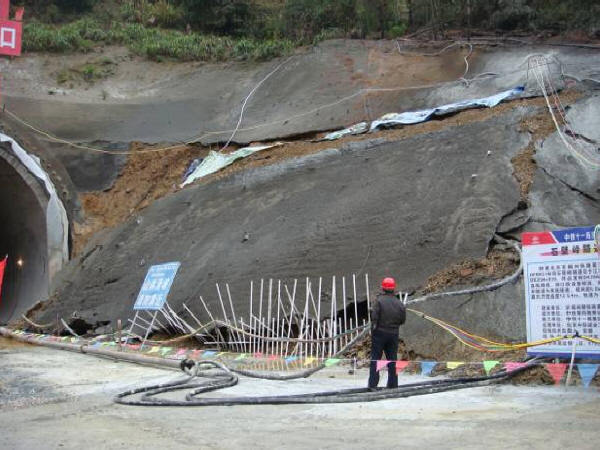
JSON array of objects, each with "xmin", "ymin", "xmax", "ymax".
[{"xmin": 368, "ymin": 277, "xmax": 406, "ymax": 390}]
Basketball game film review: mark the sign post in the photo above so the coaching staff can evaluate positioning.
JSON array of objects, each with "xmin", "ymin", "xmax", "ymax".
[
  {"xmin": 126, "ymin": 261, "xmax": 180, "ymax": 349},
  {"xmin": 522, "ymin": 226, "xmax": 600, "ymax": 359}
]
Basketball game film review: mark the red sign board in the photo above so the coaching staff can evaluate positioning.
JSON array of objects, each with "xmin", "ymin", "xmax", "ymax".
[
  {"xmin": 0, "ymin": 19, "xmax": 22, "ymax": 56},
  {"xmin": 0, "ymin": 0, "xmax": 23, "ymax": 57}
]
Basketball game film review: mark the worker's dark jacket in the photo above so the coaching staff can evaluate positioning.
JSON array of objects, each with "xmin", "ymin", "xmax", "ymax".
[{"xmin": 371, "ymin": 293, "xmax": 406, "ymax": 333}]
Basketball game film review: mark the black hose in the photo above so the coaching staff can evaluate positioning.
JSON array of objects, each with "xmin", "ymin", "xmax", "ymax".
[{"xmin": 114, "ymin": 359, "xmax": 538, "ymax": 407}]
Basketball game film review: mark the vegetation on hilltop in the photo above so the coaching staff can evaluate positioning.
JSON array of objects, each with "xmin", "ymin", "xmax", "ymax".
[{"xmin": 14, "ymin": 1, "xmax": 600, "ymax": 62}]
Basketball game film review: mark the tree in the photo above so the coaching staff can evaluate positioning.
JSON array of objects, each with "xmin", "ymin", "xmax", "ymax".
[{"xmin": 179, "ymin": 0, "xmax": 254, "ymax": 35}]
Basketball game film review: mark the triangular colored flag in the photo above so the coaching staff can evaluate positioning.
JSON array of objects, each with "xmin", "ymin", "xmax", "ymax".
[
  {"xmin": 201, "ymin": 350, "xmax": 216, "ymax": 359},
  {"xmin": 176, "ymin": 349, "xmax": 188, "ymax": 356},
  {"xmin": 446, "ymin": 361, "xmax": 464, "ymax": 370},
  {"xmin": 304, "ymin": 357, "xmax": 316, "ymax": 366},
  {"xmin": 189, "ymin": 349, "xmax": 202, "ymax": 359},
  {"xmin": 395, "ymin": 360, "xmax": 409, "ymax": 374},
  {"xmin": 253, "ymin": 352, "xmax": 263, "ymax": 359},
  {"xmin": 577, "ymin": 364, "xmax": 599, "ymax": 388},
  {"xmin": 325, "ymin": 358, "xmax": 340, "ymax": 367},
  {"xmin": 483, "ymin": 360, "xmax": 500, "ymax": 375},
  {"xmin": 268, "ymin": 354, "xmax": 279, "ymax": 361},
  {"xmin": 504, "ymin": 362, "xmax": 526, "ymax": 372},
  {"xmin": 235, "ymin": 353, "xmax": 248, "ymax": 361},
  {"xmin": 217, "ymin": 352, "xmax": 229, "ymax": 357},
  {"xmin": 376, "ymin": 360, "xmax": 389, "ymax": 372},
  {"xmin": 546, "ymin": 363, "xmax": 567, "ymax": 385},
  {"xmin": 285, "ymin": 356, "xmax": 298, "ymax": 364},
  {"xmin": 420, "ymin": 361, "xmax": 437, "ymax": 376},
  {"xmin": 147, "ymin": 346, "xmax": 161, "ymax": 353},
  {"xmin": 160, "ymin": 347, "xmax": 172, "ymax": 355}
]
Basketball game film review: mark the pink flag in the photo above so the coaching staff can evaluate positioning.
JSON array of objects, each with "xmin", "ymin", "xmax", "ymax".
[
  {"xmin": 395, "ymin": 360, "xmax": 410, "ymax": 374},
  {"xmin": 176, "ymin": 348, "xmax": 188, "ymax": 356},
  {"xmin": 546, "ymin": 363, "xmax": 567, "ymax": 385},
  {"xmin": 253, "ymin": 352, "xmax": 263, "ymax": 359},
  {"xmin": 268, "ymin": 354, "xmax": 278, "ymax": 361},
  {"xmin": 504, "ymin": 362, "xmax": 526, "ymax": 372},
  {"xmin": 376, "ymin": 360, "xmax": 389, "ymax": 372}
]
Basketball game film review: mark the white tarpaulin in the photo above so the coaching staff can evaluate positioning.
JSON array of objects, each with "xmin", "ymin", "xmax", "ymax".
[
  {"xmin": 181, "ymin": 143, "xmax": 281, "ymax": 187},
  {"xmin": 369, "ymin": 86, "xmax": 525, "ymax": 131},
  {"xmin": 322, "ymin": 122, "xmax": 369, "ymax": 141},
  {"xmin": 0, "ymin": 132, "xmax": 69, "ymax": 277}
]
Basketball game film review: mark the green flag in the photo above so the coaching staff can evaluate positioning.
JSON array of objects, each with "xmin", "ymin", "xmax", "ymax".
[{"xmin": 483, "ymin": 360, "xmax": 500, "ymax": 375}]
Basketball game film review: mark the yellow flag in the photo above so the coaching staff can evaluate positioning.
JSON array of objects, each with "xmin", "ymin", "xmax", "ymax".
[
  {"xmin": 304, "ymin": 357, "xmax": 316, "ymax": 366},
  {"xmin": 446, "ymin": 361, "xmax": 464, "ymax": 370}
]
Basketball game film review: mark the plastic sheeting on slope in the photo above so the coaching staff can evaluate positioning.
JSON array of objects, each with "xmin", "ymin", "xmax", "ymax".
[
  {"xmin": 322, "ymin": 122, "xmax": 369, "ymax": 141},
  {"xmin": 322, "ymin": 86, "xmax": 525, "ymax": 140},
  {"xmin": 0, "ymin": 132, "xmax": 69, "ymax": 276},
  {"xmin": 181, "ymin": 143, "xmax": 282, "ymax": 187},
  {"xmin": 369, "ymin": 86, "xmax": 524, "ymax": 131}
]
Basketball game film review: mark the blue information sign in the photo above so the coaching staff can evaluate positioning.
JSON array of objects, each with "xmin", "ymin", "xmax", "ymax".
[{"xmin": 134, "ymin": 262, "xmax": 180, "ymax": 311}]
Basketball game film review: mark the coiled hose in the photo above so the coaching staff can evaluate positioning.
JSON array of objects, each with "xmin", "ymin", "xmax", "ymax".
[{"xmin": 114, "ymin": 359, "xmax": 538, "ymax": 407}]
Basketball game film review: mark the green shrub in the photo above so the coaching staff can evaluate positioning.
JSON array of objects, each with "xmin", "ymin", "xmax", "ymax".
[{"xmin": 150, "ymin": 0, "xmax": 185, "ymax": 28}]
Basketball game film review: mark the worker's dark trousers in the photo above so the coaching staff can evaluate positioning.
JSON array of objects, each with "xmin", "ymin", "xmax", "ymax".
[{"xmin": 368, "ymin": 329, "xmax": 399, "ymax": 389}]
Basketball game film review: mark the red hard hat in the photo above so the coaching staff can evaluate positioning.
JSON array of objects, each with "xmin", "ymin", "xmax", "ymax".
[{"xmin": 381, "ymin": 277, "xmax": 395, "ymax": 292}]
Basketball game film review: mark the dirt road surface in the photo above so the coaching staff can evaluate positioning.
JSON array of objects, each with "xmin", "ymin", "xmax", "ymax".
[{"xmin": 1, "ymin": 337, "xmax": 599, "ymax": 449}]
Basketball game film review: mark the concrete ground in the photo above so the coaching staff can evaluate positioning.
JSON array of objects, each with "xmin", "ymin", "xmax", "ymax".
[{"xmin": 1, "ymin": 337, "xmax": 599, "ymax": 449}]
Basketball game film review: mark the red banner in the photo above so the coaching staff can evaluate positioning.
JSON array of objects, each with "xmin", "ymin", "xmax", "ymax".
[{"xmin": 0, "ymin": 256, "xmax": 6, "ymax": 304}]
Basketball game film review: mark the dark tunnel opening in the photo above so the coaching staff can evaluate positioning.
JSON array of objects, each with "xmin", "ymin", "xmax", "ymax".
[{"xmin": 0, "ymin": 150, "xmax": 49, "ymax": 324}]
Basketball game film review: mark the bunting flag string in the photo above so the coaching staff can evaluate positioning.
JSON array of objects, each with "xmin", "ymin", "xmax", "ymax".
[{"xmin": 8, "ymin": 330, "xmax": 600, "ymax": 387}]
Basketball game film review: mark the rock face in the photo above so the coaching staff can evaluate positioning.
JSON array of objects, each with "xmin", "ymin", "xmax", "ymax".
[
  {"xmin": 527, "ymin": 94, "xmax": 600, "ymax": 230},
  {"xmin": 42, "ymin": 107, "xmax": 528, "ymax": 329}
]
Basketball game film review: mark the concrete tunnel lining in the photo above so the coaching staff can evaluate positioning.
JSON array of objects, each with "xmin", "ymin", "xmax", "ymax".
[{"xmin": 0, "ymin": 133, "xmax": 69, "ymax": 323}]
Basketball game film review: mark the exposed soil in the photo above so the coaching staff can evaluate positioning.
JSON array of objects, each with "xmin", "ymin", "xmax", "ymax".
[
  {"xmin": 74, "ymin": 142, "xmax": 207, "ymax": 254},
  {"xmin": 511, "ymin": 89, "xmax": 582, "ymax": 202},
  {"xmin": 421, "ymin": 246, "xmax": 520, "ymax": 295}
]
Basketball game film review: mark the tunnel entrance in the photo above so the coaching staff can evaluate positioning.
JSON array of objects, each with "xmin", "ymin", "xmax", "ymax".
[{"xmin": 0, "ymin": 136, "xmax": 69, "ymax": 324}]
